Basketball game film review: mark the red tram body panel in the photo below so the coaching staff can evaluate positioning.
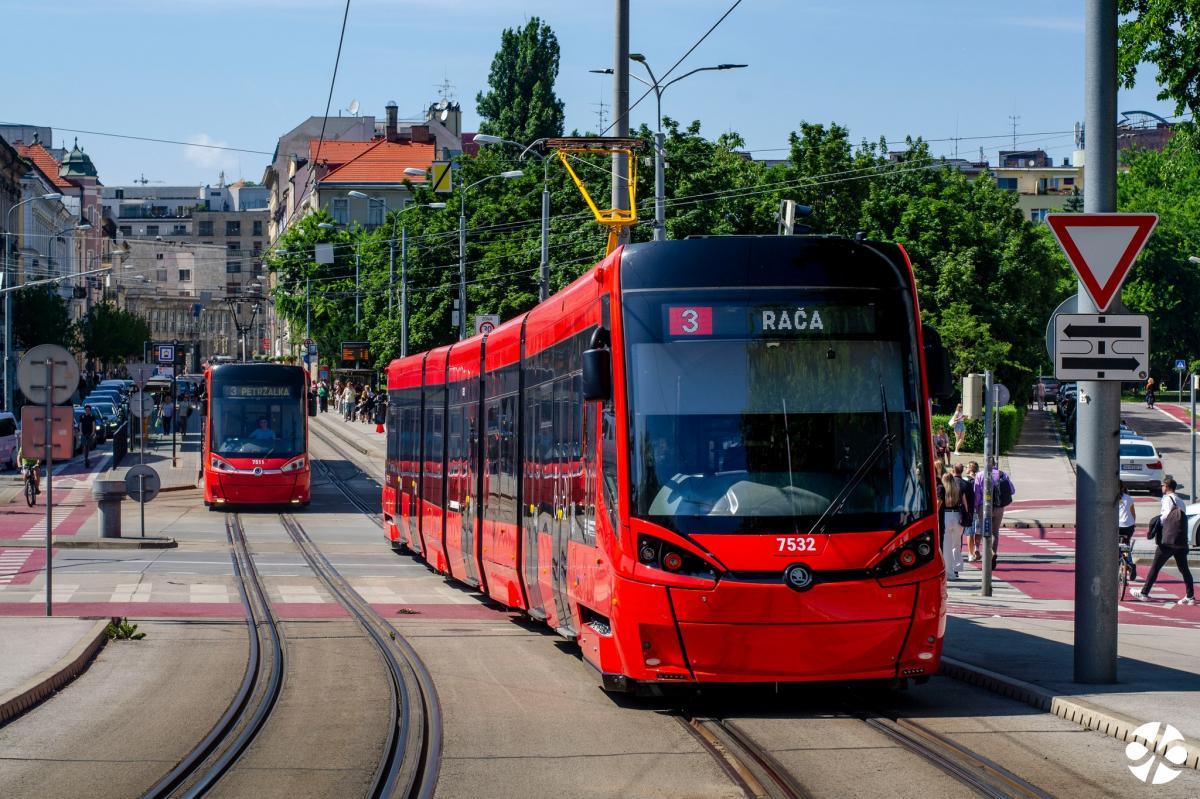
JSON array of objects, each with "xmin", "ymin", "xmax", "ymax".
[
  {"xmin": 384, "ymin": 236, "xmax": 946, "ymax": 689},
  {"xmin": 203, "ymin": 363, "xmax": 312, "ymax": 507}
]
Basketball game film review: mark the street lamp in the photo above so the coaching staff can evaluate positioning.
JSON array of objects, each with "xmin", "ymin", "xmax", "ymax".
[
  {"xmin": 3, "ymin": 192, "xmax": 65, "ymax": 411},
  {"xmin": 593, "ymin": 59, "xmax": 746, "ymax": 241},
  {"xmin": 458, "ymin": 170, "xmax": 523, "ymax": 339},
  {"xmin": 475, "ymin": 136, "xmax": 554, "ymax": 301},
  {"xmin": 390, "ymin": 202, "xmax": 445, "ymax": 357}
]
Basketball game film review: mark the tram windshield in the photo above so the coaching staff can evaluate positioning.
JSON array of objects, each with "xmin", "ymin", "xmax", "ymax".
[
  {"xmin": 210, "ymin": 370, "xmax": 306, "ymax": 458},
  {"xmin": 623, "ymin": 290, "xmax": 930, "ymax": 534}
]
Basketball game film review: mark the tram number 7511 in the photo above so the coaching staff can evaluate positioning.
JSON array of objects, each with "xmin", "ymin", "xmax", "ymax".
[{"xmin": 776, "ymin": 536, "xmax": 817, "ymax": 553}]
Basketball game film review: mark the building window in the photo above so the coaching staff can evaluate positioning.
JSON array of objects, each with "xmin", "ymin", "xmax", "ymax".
[
  {"xmin": 1030, "ymin": 209, "xmax": 1050, "ymax": 223},
  {"xmin": 156, "ymin": 253, "xmax": 164, "ymax": 260},
  {"xmin": 173, "ymin": 224, "xmax": 187, "ymax": 235},
  {"xmin": 119, "ymin": 226, "xmax": 132, "ymax": 236},
  {"xmin": 146, "ymin": 225, "xmax": 159, "ymax": 236},
  {"xmin": 1063, "ymin": 177, "xmax": 1075, "ymax": 186},
  {"xmin": 179, "ymin": 269, "xmax": 192, "ymax": 282},
  {"xmin": 332, "ymin": 197, "xmax": 349, "ymax": 225},
  {"xmin": 114, "ymin": 189, "xmax": 124, "ymax": 199},
  {"xmin": 227, "ymin": 261, "xmax": 242, "ymax": 274},
  {"xmin": 252, "ymin": 241, "xmax": 262, "ymax": 255},
  {"xmin": 252, "ymin": 261, "xmax": 263, "ymax": 276},
  {"xmin": 198, "ymin": 221, "xmax": 213, "ymax": 236},
  {"xmin": 252, "ymin": 220, "xmax": 263, "ymax": 236},
  {"xmin": 367, "ymin": 201, "xmax": 384, "ymax": 228},
  {"xmin": 225, "ymin": 221, "xmax": 241, "ymax": 236},
  {"xmin": 996, "ymin": 178, "xmax": 1018, "ymax": 191},
  {"xmin": 156, "ymin": 269, "xmax": 168, "ymax": 282}
]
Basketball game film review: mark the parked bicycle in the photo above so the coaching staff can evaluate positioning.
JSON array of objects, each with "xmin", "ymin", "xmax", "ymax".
[{"xmin": 1119, "ymin": 541, "xmax": 1137, "ymax": 600}]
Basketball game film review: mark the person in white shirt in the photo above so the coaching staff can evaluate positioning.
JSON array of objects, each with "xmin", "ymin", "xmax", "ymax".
[
  {"xmin": 1117, "ymin": 483, "xmax": 1135, "ymax": 547},
  {"xmin": 1134, "ymin": 477, "xmax": 1195, "ymax": 604}
]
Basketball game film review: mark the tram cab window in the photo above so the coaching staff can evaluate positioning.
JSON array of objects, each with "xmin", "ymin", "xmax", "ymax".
[{"xmin": 211, "ymin": 383, "xmax": 304, "ymax": 457}]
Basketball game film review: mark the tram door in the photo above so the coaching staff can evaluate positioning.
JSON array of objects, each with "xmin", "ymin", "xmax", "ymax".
[
  {"xmin": 548, "ymin": 375, "xmax": 576, "ymax": 636},
  {"xmin": 522, "ymin": 379, "xmax": 551, "ymax": 621}
]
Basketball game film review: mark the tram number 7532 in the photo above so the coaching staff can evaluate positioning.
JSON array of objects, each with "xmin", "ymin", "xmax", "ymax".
[{"xmin": 776, "ymin": 536, "xmax": 817, "ymax": 553}]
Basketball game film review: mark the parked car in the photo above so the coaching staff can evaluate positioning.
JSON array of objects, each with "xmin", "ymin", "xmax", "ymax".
[
  {"xmin": 1119, "ymin": 440, "xmax": 1165, "ymax": 495},
  {"xmin": 0, "ymin": 412, "xmax": 16, "ymax": 469},
  {"xmin": 1119, "ymin": 429, "xmax": 1145, "ymax": 440}
]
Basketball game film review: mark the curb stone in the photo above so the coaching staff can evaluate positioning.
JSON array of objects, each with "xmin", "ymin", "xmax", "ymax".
[
  {"xmin": 940, "ymin": 655, "xmax": 1199, "ymax": 770},
  {"xmin": 0, "ymin": 617, "xmax": 113, "ymax": 726},
  {"xmin": 1, "ymin": 537, "xmax": 177, "ymax": 549}
]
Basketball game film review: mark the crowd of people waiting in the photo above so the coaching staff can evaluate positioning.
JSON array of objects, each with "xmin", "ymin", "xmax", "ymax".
[
  {"xmin": 932, "ymin": 456, "xmax": 1016, "ymax": 581},
  {"xmin": 310, "ymin": 379, "xmax": 387, "ymax": 425}
]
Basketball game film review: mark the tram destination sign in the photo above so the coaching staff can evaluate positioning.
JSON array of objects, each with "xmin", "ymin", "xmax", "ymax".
[
  {"xmin": 1053, "ymin": 313, "xmax": 1149, "ymax": 381},
  {"xmin": 664, "ymin": 303, "xmax": 877, "ymax": 339}
]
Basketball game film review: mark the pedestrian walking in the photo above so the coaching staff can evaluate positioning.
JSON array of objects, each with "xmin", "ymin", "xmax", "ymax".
[
  {"xmin": 1135, "ymin": 477, "xmax": 1196, "ymax": 604},
  {"xmin": 949, "ymin": 404, "xmax": 967, "ymax": 454},
  {"xmin": 341, "ymin": 383, "xmax": 357, "ymax": 421},
  {"xmin": 160, "ymin": 397, "xmax": 175, "ymax": 436},
  {"xmin": 954, "ymin": 462, "xmax": 975, "ymax": 557},
  {"xmin": 973, "ymin": 458, "xmax": 1015, "ymax": 568},
  {"xmin": 940, "ymin": 473, "xmax": 966, "ymax": 579},
  {"xmin": 1145, "ymin": 376, "xmax": 1157, "ymax": 408},
  {"xmin": 80, "ymin": 405, "xmax": 97, "ymax": 468},
  {"xmin": 318, "ymin": 381, "xmax": 329, "ymax": 412},
  {"xmin": 1035, "ymin": 381, "xmax": 1046, "ymax": 411}
]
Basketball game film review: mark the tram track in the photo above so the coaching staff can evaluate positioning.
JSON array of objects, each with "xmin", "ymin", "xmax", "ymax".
[
  {"xmin": 142, "ymin": 514, "xmax": 285, "ymax": 799},
  {"xmin": 679, "ymin": 715, "xmax": 812, "ymax": 799}
]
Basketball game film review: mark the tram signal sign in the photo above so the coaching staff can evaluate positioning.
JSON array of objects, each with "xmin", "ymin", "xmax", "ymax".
[
  {"xmin": 156, "ymin": 344, "xmax": 176, "ymax": 364},
  {"xmin": 1045, "ymin": 213, "xmax": 1158, "ymax": 312},
  {"xmin": 1054, "ymin": 313, "xmax": 1149, "ymax": 381}
]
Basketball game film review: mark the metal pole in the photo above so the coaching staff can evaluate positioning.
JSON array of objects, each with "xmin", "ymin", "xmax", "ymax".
[
  {"xmin": 44, "ymin": 358, "xmax": 53, "ymax": 617},
  {"xmin": 139, "ymin": 474, "xmax": 146, "ymax": 538},
  {"xmin": 612, "ymin": 0, "xmax": 631, "ymax": 246},
  {"xmin": 401, "ymin": 226, "xmax": 409, "ymax": 357},
  {"xmin": 458, "ymin": 203, "xmax": 467, "ymax": 340},
  {"xmin": 171, "ymin": 345, "xmax": 177, "ymax": 468},
  {"xmin": 3, "ymin": 237, "xmax": 10, "ymax": 412},
  {"xmin": 388, "ymin": 234, "xmax": 395, "ymax": 316},
  {"xmin": 1075, "ymin": 0, "xmax": 1119, "ymax": 684},
  {"xmin": 354, "ymin": 245, "xmax": 361, "ymax": 334},
  {"xmin": 540, "ymin": 170, "xmax": 550, "ymax": 301},
  {"xmin": 1179, "ymin": 368, "xmax": 1183, "ymax": 404},
  {"xmin": 1191, "ymin": 374, "xmax": 1196, "ymax": 501},
  {"xmin": 981, "ymin": 371, "xmax": 993, "ymax": 597},
  {"xmin": 654, "ymin": 131, "xmax": 666, "ymax": 242},
  {"xmin": 305, "ymin": 277, "xmax": 311, "ymax": 340}
]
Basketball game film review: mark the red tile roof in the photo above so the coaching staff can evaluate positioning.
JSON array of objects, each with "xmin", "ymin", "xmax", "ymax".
[
  {"xmin": 14, "ymin": 143, "xmax": 75, "ymax": 190},
  {"xmin": 310, "ymin": 138, "xmax": 433, "ymax": 185}
]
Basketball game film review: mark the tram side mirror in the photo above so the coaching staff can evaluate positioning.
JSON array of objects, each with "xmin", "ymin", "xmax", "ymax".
[
  {"xmin": 582, "ymin": 327, "xmax": 612, "ymax": 402},
  {"xmin": 922, "ymin": 324, "xmax": 954, "ymax": 400}
]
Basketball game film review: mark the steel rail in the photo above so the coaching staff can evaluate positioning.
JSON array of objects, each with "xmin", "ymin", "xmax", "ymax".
[
  {"xmin": 142, "ymin": 514, "xmax": 285, "ymax": 798},
  {"xmin": 299, "ymin": 432, "xmax": 443, "ymax": 799},
  {"xmin": 677, "ymin": 715, "xmax": 811, "ymax": 799},
  {"xmin": 850, "ymin": 703, "xmax": 1053, "ymax": 799}
]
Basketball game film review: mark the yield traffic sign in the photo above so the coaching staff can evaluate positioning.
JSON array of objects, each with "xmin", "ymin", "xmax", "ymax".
[{"xmin": 1045, "ymin": 213, "xmax": 1157, "ymax": 312}]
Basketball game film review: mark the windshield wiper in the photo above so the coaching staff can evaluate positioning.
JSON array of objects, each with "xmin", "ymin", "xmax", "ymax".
[{"xmin": 806, "ymin": 431, "xmax": 895, "ymax": 536}]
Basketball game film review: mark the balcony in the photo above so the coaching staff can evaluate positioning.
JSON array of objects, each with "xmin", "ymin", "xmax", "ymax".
[{"xmin": 116, "ymin": 207, "xmax": 195, "ymax": 220}]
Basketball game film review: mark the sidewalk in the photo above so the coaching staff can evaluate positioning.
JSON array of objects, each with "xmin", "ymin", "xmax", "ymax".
[
  {"xmin": 942, "ymin": 615, "xmax": 1200, "ymax": 768},
  {"xmin": 310, "ymin": 410, "xmax": 386, "ymax": 461},
  {"xmin": 110, "ymin": 413, "xmax": 202, "ymax": 491},
  {"xmin": 0, "ymin": 617, "xmax": 110, "ymax": 724}
]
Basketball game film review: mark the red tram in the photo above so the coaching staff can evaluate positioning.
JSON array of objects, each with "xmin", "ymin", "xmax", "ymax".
[
  {"xmin": 383, "ymin": 236, "xmax": 951, "ymax": 689},
  {"xmin": 203, "ymin": 363, "xmax": 314, "ymax": 508}
]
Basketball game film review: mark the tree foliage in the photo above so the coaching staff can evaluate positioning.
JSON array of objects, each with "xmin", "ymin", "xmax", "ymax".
[
  {"xmin": 77, "ymin": 302, "xmax": 151, "ymax": 367},
  {"xmin": 1118, "ymin": 0, "xmax": 1200, "ymax": 117},
  {"xmin": 12, "ymin": 286, "xmax": 75, "ymax": 350},
  {"xmin": 475, "ymin": 17, "xmax": 565, "ymax": 142}
]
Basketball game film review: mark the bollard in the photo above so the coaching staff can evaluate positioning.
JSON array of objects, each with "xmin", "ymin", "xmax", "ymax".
[{"xmin": 92, "ymin": 480, "xmax": 126, "ymax": 538}]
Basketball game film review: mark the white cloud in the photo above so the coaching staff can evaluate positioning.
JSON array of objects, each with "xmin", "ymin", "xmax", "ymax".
[{"xmin": 183, "ymin": 133, "xmax": 239, "ymax": 175}]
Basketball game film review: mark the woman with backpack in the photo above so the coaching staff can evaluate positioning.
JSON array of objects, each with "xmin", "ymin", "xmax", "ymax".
[{"xmin": 1134, "ymin": 477, "xmax": 1195, "ymax": 604}]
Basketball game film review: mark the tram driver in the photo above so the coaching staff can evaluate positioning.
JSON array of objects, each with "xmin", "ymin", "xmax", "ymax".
[{"xmin": 248, "ymin": 417, "xmax": 277, "ymax": 441}]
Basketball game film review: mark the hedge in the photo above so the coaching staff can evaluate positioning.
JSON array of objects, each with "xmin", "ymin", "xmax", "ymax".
[{"xmin": 932, "ymin": 404, "xmax": 1026, "ymax": 455}]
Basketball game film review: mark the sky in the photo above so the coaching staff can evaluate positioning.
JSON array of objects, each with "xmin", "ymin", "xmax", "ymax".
[{"xmin": 1, "ymin": 0, "xmax": 1178, "ymax": 187}]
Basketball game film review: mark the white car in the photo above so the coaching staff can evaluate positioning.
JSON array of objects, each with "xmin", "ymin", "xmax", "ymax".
[
  {"xmin": 1119, "ymin": 440, "xmax": 1164, "ymax": 495},
  {"xmin": 1183, "ymin": 502, "xmax": 1200, "ymax": 548}
]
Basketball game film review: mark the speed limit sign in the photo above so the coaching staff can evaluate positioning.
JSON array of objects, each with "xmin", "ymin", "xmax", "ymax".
[{"xmin": 474, "ymin": 314, "xmax": 500, "ymax": 336}]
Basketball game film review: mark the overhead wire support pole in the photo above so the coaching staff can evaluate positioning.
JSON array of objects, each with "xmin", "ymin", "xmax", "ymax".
[
  {"xmin": 1075, "ymin": 0, "xmax": 1119, "ymax": 685},
  {"xmin": 612, "ymin": 0, "xmax": 631, "ymax": 246}
]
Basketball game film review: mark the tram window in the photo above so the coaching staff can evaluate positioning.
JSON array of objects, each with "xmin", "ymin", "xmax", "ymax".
[{"xmin": 211, "ymin": 382, "xmax": 304, "ymax": 457}]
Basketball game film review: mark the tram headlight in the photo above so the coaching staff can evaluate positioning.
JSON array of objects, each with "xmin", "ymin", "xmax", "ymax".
[
  {"xmin": 280, "ymin": 457, "xmax": 306, "ymax": 473},
  {"xmin": 636, "ymin": 535, "xmax": 718, "ymax": 579},
  {"xmin": 873, "ymin": 531, "xmax": 937, "ymax": 578},
  {"xmin": 210, "ymin": 456, "xmax": 233, "ymax": 471}
]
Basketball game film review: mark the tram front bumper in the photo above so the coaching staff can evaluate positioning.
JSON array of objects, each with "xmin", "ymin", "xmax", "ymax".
[{"xmin": 209, "ymin": 473, "xmax": 309, "ymax": 505}]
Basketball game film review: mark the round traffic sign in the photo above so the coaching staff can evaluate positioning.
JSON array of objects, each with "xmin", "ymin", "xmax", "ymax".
[
  {"xmin": 303, "ymin": 338, "xmax": 314, "ymax": 347},
  {"xmin": 17, "ymin": 344, "xmax": 79, "ymax": 405},
  {"xmin": 130, "ymin": 394, "xmax": 155, "ymax": 418},
  {"xmin": 993, "ymin": 383, "xmax": 1011, "ymax": 407},
  {"xmin": 124, "ymin": 465, "xmax": 161, "ymax": 503},
  {"xmin": 479, "ymin": 321, "xmax": 496, "ymax": 335}
]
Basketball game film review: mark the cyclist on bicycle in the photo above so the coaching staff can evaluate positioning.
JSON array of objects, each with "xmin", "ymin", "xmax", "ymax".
[
  {"xmin": 16, "ymin": 444, "xmax": 40, "ymax": 495},
  {"xmin": 1117, "ymin": 482, "xmax": 1136, "ymax": 546}
]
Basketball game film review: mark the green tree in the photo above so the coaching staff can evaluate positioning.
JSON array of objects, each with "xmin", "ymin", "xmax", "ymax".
[
  {"xmin": 1118, "ymin": 127, "xmax": 1200, "ymax": 376},
  {"xmin": 77, "ymin": 302, "xmax": 151, "ymax": 367},
  {"xmin": 1063, "ymin": 185, "xmax": 1084, "ymax": 212},
  {"xmin": 475, "ymin": 17, "xmax": 566, "ymax": 142},
  {"xmin": 12, "ymin": 286, "xmax": 75, "ymax": 350},
  {"xmin": 1118, "ymin": 0, "xmax": 1200, "ymax": 117}
]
